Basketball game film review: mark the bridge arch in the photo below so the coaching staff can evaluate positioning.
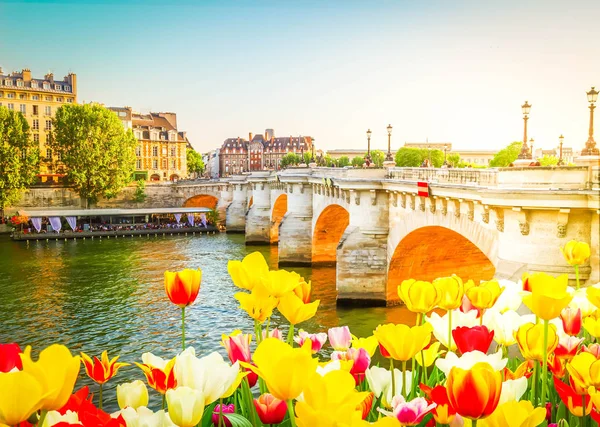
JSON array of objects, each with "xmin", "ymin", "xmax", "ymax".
[
  {"xmin": 183, "ymin": 194, "xmax": 219, "ymax": 210},
  {"xmin": 312, "ymin": 204, "xmax": 350, "ymax": 264},
  {"xmin": 270, "ymin": 194, "xmax": 288, "ymax": 243}
]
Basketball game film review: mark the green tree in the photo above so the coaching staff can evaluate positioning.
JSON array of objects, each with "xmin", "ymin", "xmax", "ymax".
[
  {"xmin": 186, "ymin": 149, "xmax": 205, "ymax": 177},
  {"xmin": 303, "ymin": 152, "xmax": 312, "ymax": 165},
  {"xmin": 132, "ymin": 179, "xmax": 147, "ymax": 203},
  {"xmin": 394, "ymin": 147, "xmax": 423, "ymax": 167},
  {"xmin": 351, "ymin": 156, "xmax": 364, "ymax": 167},
  {"xmin": 338, "ymin": 156, "xmax": 350, "ymax": 167},
  {"xmin": 51, "ymin": 104, "xmax": 137, "ymax": 207},
  {"xmin": 490, "ymin": 141, "xmax": 523, "ymax": 167},
  {"xmin": 447, "ymin": 153, "xmax": 462, "ymax": 168},
  {"xmin": 539, "ymin": 155, "xmax": 559, "ymax": 166},
  {"xmin": 0, "ymin": 107, "xmax": 39, "ymax": 209},
  {"xmin": 370, "ymin": 150, "xmax": 385, "ymax": 167},
  {"xmin": 280, "ymin": 152, "xmax": 302, "ymax": 168}
]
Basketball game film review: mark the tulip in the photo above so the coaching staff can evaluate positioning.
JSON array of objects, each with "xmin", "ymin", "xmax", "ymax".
[
  {"xmin": 351, "ymin": 334, "xmax": 379, "ymax": 357},
  {"xmin": 571, "ymin": 288, "xmax": 597, "ymax": 318},
  {"xmin": 20, "ymin": 344, "xmax": 81, "ymax": 411},
  {"xmin": 234, "ymin": 282, "xmax": 278, "ymax": 324},
  {"xmin": 277, "ymin": 293, "xmax": 320, "ymax": 343},
  {"xmin": 426, "ymin": 309, "xmax": 479, "ymax": 351},
  {"xmin": 554, "ymin": 377, "xmax": 592, "ymax": 417},
  {"xmin": 397, "ymin": 279, "xmax": 441, "ymax": 316},
  {"xmin": 415, "ymin": 342, "xmax": 442, "ymax": 368},
  {"xmin": 164, "ymin": 269, "xmax": 201, "ymax": 350},
  {"xmin": 221, "ymin": 331, "xmax": 252, "ymax": 364},
  {"xmin": 81, "ymin": 350, "xmax": 129, "ymax": 409},
  {"xmin": 460, "ymin": 293, "xmax": 481, "ymax": 316},
  {"xmin": 420, "ymin": 384, "xmax": 457, "ymax": 425},
  {"xmin": 253, "ymin": 393, "xmax": 288, "ymax": 424},
  {"xmin": 433, "ymin": 275, "xmax": 464, "ymax": 311},
  {"xmin": 262, "ymin": 327, "xmax": 284, "ymax": 341},
  {"xmin": 522, "ymin": 273, "xmax": 572, "ymax": 321},
  {"xmin": 357, "ymin": 392, "xmax": 374, "ymax": 420},
  {"xmin": 584, "ymin": 316, "xmax": 600, "ymax": 338},
  {"xmin": 166, "ymin": 386, "xmax": 205, "ymax": 427},
  {"xmin": 555, "ymin": 335, "xmax": 583, "ymax": 360},
  {"xmin": 135, "ymin": 353, "xmax": 177, "ymax": 395},
  {"xmin": 503, "ymin": 361, "xmax": 534, "ymax": 380},
  {"xmin": 548, "ymin": 354, "xmax": 566, "ymax": 378},
  {"xmin": 227, "ymin": 251, "xmax": 269, "ymax": 291},
  {"xmin": 560, "ymin": 306, "xmax": 582, "ymax": 336},
  {"xmin": 483, "ymin": 309, "xmax": 525, "ymax": 348},
  {"xmin": 516, "ymin": 322, "xmax": 558, "ymax": 362},
  {"xmin": 212, "ymin": 404, "xmax": 234, "ymax": 427},
  {"xmin": 116, "ymin": 380, "xmax": 148, "ymax": 410},
  {"xmin": 329, "ymin": 326, "xmax": 352, "ymax": 351},
  {"xmin": 292, "ymin": 273, "xmax": 311, "ymax": 303},
  {"xmin": 493, "ymin": 279, "xmax": 523, "ymax": 313},
  {"xmin": 261, "ymin": 269, "xmax": 303, "ymax": 298},
  {"xmin": 521, "ymin": 273, "xmax": 532, "ymax": 292},
  {"xmin": 294, "ymin": 330, "xmax": 327, "ymax": 353},
  {"xmin": 0, "ymin": 370, "xmax": 45, "ymax": 425},
  {"xmin": 566, "ymin": 352, "xmax": 600, "ymax": 394},
  {"xmin": 243, "ymin": 338, "xmax": 317, "ymax": 401},
  {"xmin": 365, "ymin": 366, "xmax": 412, "ymax": 407},
  {"xmin": 464, "ymin": 279, "xmax": 504, "ymax": 312},
  {"xmin": 42, "ymin": 409, "xmax": 79, "ymax": 427},
  {"xmin": 561, "ymin": 240, "xmax": 590, "ymax": 271},
  {"xmin": 379, "ymin": 395, "xmax": 436, "ymax": 425},
  {"xmin": 498, "ymin": 377, "xmax": 528, "ymax": 405},
  {"xmin": 59, "ymin": 386, "xmax": 125, "ymax": 427},
  {"xmin": 331, "ymin": 347, "xmax": 371, "ymax": 385},
  {"xmin": 452, "ymin": 325, "xmax": 494, "ymax": 354},
  {"xmin": 316, "ymin": 359, "xmax": 352, "ymax": 376},
  {"xmin": 116, "ymin": 407, "xmax": 171, "ymax": 427},
  {"xmin": 0, "ymin": 343, "xmax": 22, "ymax": 373},
  {"xmin": 446, "ymin": 362, "xmax": 502, "ymax": 420},
  {"xmin": 479, "ymin": 400, "xmax": 547, "ymax": 427},
  {"xmin": 583, "ymin": 343, "xmax": 600, "ymax": 358},
  {"xmin": 436, "ymin": 349, "xmax": 507, "ymax": 377}
]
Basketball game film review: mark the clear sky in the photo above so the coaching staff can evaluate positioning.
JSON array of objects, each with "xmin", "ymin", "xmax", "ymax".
[{"xmin": 1, "ymin": 0, "xmax": 599, "ymax": 153}]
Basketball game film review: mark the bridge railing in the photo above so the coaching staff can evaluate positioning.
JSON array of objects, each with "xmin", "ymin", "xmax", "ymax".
[{"xmin": 388, "ymin": 167, "xmax": 498, "ymax": 186}]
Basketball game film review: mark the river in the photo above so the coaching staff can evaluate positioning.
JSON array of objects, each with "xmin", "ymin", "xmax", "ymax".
[{"xmin": 0, "ymin": 233, "xmax": 413, "ymax": 410}]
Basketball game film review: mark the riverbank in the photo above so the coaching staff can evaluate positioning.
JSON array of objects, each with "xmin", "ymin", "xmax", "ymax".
[{"xmin": 11, "ymin": 226, "xmax": 219, "ymax": 241}]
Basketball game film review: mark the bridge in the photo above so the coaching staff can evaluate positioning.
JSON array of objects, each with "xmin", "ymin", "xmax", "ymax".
[{"xmin": 174, "ymin": 164, "xmax": 600, "ymax": 305}]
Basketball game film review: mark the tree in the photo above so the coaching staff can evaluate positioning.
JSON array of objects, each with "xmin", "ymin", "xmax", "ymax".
[
  {"xmin": 187, "ymin": 149, "xmax": 204, "ymax": 177},
  {"xmin": 370, "ymin": 150, "xmax": 385, "ymax": 167},
  {"xmin": 338, "ymin": 156, "xmax": 350, "ymax": 167},
  {"xmin": 132, "ymin": 179, "xmax": 147, "ymax": 203},
  {"xmin": 539, "ymin": 155, "xmax": 559, "ymax": 167},
  {"xmin": 447, "ymin": 153, "xmax": 461, "ymax": 168},
  {"xmin": 0, "ymin": 107, "xmax": 39, "ymax": 210},
  {"xmin": 351, "ymin": 156, "xmax": 364, "ymax": 167},
  {"xmin": 280, "ymin": 152, "xmax": 302, "ymax": 168},
  {"xmin": 51, "ymin": 104, "xmax": 137, "ymax": 207},
  {"xmin": 490, "ymin": 141, "xmax": 523, "ymax": 167},
  {"xmin": 394, "ymin": 147, "xmax": 423, "ymax": 167},
  {"xmin": 303, "ymin": 152, "xmax": 312, "ymax": 165}
]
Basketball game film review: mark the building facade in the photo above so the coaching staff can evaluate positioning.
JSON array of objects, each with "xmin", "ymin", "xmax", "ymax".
[
  {"xmin": 109, "ymin": 107, "xmax": 188, "ymax": 181},
  {"xmin": 203, "ymin": 149, "xmax": 220, "ymax": 179},
  {"xmin": 0, "ymin": 68, "xmax": 77, "ymax": 180},
  {"xmin": 219, "ymin": 129, "xmax": 313, "ymax": 176}
]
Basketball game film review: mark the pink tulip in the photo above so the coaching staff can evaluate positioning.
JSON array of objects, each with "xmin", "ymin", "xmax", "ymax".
[
  {"xmin": 221, "ymin": 332, "xmax": 252, "ymax": 364},
  {"xmin": 262, "ymin": 328, "xmax": 284, "ymax": 341},
  {"xmin": 555, "ymin": 335, "xmax": 583, "ymax": 360},
  {"xmin": 212, "ymin": 403, "xmax": 235, "ymax": 427},
  {"xmin": 328, "ymin": 326, "xmax": 351, "ymax": 351},
  {"xmin": 583, "ymin": 343, "xmax": 600, "ymax": 358},
  {"xmin": 388, "ymin": 395, "xmax": 437, "ymax": 426},
  {"xmin": 294, "ymin": 330, "xmax": 327, "ymax": 353},
  {"xmin": 331, "ymin": 348, "xmax": 371, "ymax": 385}
]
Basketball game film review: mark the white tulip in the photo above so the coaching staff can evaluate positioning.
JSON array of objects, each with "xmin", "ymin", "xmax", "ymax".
[
  {"xmin": 426, "ymin": 309, "xmax": 479, "ymax": 351},
  {"xmin": 365, "ymin": 366, "xmax": 412, "ymax": 405},
  {"xmin": 166, "ymin": 387, "xmax": 205, "ymax": 427},
  {"xmin": 494, "ymin": 280, "xmax": 522, "ymax": 313},
  {"xmin": 435, "ymin": 349, "xmax": 507, "ymax": 376},
  {"xmin": 43, "ymin": 410, "xmax": 80, "ymax": 427},
  {"xmin": 484, "ymin": 309, "xmax": 526, "ymax": 347},
  {"xmin": 498, "ymin": 377, "xmax": 528, "ymax": 405},
  {"xmin": 141, "ymin": 352, "xmax": 169, "ymax": 369},
  {"xmin": 113, "ymin": 407, "xmax": 175, "ymax": 427},
  {"xmin": 117, "ymin": 380, "xmax": 149, "ymax": 410},
  {"xmin": 316, "ymin": 360, "xmax": 342, "ymax": 376},
  {"xmin": 570, "ymin": 288, "xmax": 597, "ymax": 318}
]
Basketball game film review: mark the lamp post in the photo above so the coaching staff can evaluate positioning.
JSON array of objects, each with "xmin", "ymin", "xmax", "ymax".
[
  {"xmin": 386, "ymin": 124, "xmax": 393, "ymax": 161},
  {"xmin": 530, "ymin": 138, "xmax": 535, "ymax": 161},
  {"xmin": 366, "ymin": 129, "xmax": 372, "ymax": 161},
  {"xmin": 443, "ymin": 144, "xmax": 448, "ymax": 165},
  {"xmin": 582, "ymin": 86, "xmax": 599, "ymax": 155},
  {"xmin": 558, "ymin": 134, "xmax": 564, "ymax": 166},
  {"xmin": 518, "ymin": 101, "xmax": 532, "ymax": 159}
]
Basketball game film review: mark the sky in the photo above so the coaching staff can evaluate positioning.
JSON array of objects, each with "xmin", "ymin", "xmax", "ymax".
[{"xmin": 1, "ymin": 0, "xmax": 599, "ymax": 153}]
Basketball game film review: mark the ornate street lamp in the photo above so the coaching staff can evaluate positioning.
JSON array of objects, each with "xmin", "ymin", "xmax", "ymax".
[
  {"xmin": 558, "ymin": 134, "xmax": 564, "ymax": 166},
  {"xmin": 443, "ymin": 144, "xmax": 448, "ymax": 165},
  {"xmin": 518, "ymin": 101, "xmax": 532, "ymax": 159},
  {"xmin": 386, "ymin": 124, "xmax": 393, "ymax": 161},
  {"xmin": 582, "ymin": 86, "xmax": 599, "ymax": 155},
  {"xmin": 366, "ymin": 129, "xmax": 372, "ymax": 161}
]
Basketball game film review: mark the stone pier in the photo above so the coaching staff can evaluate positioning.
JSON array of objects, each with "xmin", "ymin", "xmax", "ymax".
[
  {"xmin": 245, "ymin": 173, "xmax": 271, "ymax": 244},
  {"xmin": 225, "ymin": 181, "xmax": 248, "ymax": 232}
]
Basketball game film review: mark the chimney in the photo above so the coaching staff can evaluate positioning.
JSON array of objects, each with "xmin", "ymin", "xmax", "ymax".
[
  {"xmin": 0, "ymin": 66, "xmax": 3, "ymax": 75},
  {"xmin": 45, "ymin": 73, "xmax": 54, "ymax": 83},
  {"xmin": 21, "ymin": 69, "xmax": 31, "ymax": 82},
  {"xmin": 249, "ymin": 132, "xmax": 253, "ymax": 140}
]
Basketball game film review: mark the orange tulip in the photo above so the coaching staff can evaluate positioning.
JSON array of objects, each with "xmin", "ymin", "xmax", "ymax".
[
  {"xmin": 81, "ymin": 350, "xmax": 129, "ymax": 384},
  {"xmin": 293, "ymin": 275, "xmax": 312, "ymax": 304},
  {"xmin": 164, "ymin": 269, "xmax": 201, "ymax": 308},
  {"xmin": 135, "ymin": 357, "xmax": 177, "ymax": 395},
  {"xmin": 446, "ymin": 362, "xmax": 502, "ymax": 420}
]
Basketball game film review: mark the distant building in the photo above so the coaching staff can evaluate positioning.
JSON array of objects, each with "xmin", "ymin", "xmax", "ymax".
[
  {"xmin": 326, "ymin": 148, "xmax": 393, "ymax": 159},
  {"xmin": 534, "ymin": 146, "xmax": 577, "ymax": 164},
  {"xmin": 109, "ymin": 106, "xmax": 188, "ymax": 181},
  {"xmin": 203, "ymin": 149, "xmax": 220, "ymax": 179},
  {"xmin": 0, "ymin": 67, "xmax": 77, "ymax": 181},
  {"xmin": 404, "ymin": 143, "xmax": 496, "ymax": 165},
  {"xmin": 219, "ymin": 129, "xmax": 313, "ymax": 176}
]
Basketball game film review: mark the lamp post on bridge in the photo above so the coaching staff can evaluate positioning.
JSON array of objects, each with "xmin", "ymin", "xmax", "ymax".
[
  {"xmin": 581, "ymin": 86, "xmax": 599, "ymax": 156},
  {"xmin": 518, "ymin": 101, "xmax": 532, "ymax": 160},
  {"xmin": 530, "ymin": 139, "xmax": 535, "ymax": 161},
  {"xmin": 366, "ymin": 129, "xmax": 372, "ymax": 161},
  {"xmin": 383, "ymin": 124, "xmax": 396, "ymax": 167},
  {"xmin": 443, "ymin": 144, "xmax": 448, "ymax": 166},
  {"xmin": 558, "ymin": 134, "xmax": 564, "ymax": 166}
]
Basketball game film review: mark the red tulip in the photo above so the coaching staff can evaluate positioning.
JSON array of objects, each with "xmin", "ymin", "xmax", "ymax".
[
  {"xmin": 134, "ymin": 358, "xmax": 177, "ymax": 395},
  {"xmin": 560, "ymin": 307, "xmax": 582, "ymax": 336},
  {"xmin": 0, "ymin": 343, "xmax": 22, "ymax": 372},
  {"xmin": 446, "ymin": 362, "xmax": 502, "ymax": 420},
  {"xmin": 420, "ymin": 384, "xmax": 457, "ymax": 425},
  {"xmin": 357, "ymin": 392, "xmax": 374, "ymax": 420},
  {"xmin": 452, "ymin": 326, "xmax": 494, "ymax": 354},
  {"xmin": 548, "ymin": 354, "xmax": 566, "ymax": 378},
  {"xmin": 59, "ymin": 387, "xmax": 126, "ymax": 427},
  {"xmin": 164, "ymin": 269, "xmax": 201, "ymax": 308},
  {"xmin": 554, "ymin": 377, "xmax": 592, "ymax": 417},
  {"xmin": 81, "ymin": 350, "xmax": 129, "ymax": 384},
  {"xmin": 245, "ymin": 366, "xmax": 258, "ymax": 388},
  {"xmin": 555, "ymin": 336, "xmax": 583, "ymax": 360},
  {"xmin": 221, "ymin": 331, "xmax": 252, "ymax": 364},
  {"xmin": 253, "ymin": 393, "xmax": 288, "ymax": 424},
  {"xmin": 331, "ymin": 348, "xmax": 371, "ymax": 385}
]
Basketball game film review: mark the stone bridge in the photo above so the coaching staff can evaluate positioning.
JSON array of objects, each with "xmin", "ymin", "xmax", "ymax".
[{"xmin": 174, "ymin": 164, "xmax": 600, "ymax": 305}]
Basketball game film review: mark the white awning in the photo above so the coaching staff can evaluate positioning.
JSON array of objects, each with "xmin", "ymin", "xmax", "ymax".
[{"xmin": 20, "ymin": 207, "xmax": 212, "ymax": 218}]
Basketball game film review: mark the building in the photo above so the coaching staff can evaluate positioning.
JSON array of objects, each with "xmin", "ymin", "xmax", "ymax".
[
  {"xmin": 0, "ymin": 67, "xmax": 77, "ymax": 181},
  {"xmin": 109, "ymin": 106, "xmax": 188, "ymax": 181},
  {"xmin": 326, "ymin": 148, "xmax": 394, "ymax": 159},
  {"xmin": 219, "ymin": 129, "xmax": 313, "ymax": 176},
  {"xmin": 202, "ymin": 149, "xmax": 220, "ymax": 179},
  {"xmin": 534, "ymin": 146, "xmax": 578, "ymax": 164}
]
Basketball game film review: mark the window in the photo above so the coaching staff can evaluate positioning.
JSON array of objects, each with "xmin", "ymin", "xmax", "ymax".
[
  {"xmin": 33, "ymin": 134, "xmax": 39, "ymax": 143},
  {"xmin": 170, "ymin": 147, "xmax": 176, "ymax": 156},
  {"xmin": 17, "ymin": 80, "xmax": 24, "ymax": 87},
  {"xmin": 57, "ymin": 152, "xmax": 62, "ymax": 161},
  {"xmin": 45, "ymin": 96, "xmax": 52, "ymax": 101},
  {"xmin": 19, "ymin": 94, "xmax": 26, "ymax": 99},
  {"xmin": 31, "ymin": 82, "xmax": 38, "ymax": 89},
  {"xmin": 162, "ymin": 159, "xmax": 167, "ymax": 169},
  {"xmin": 7, "ymin": 103, "xmax": 14, "ymax": 110},
  {"xmin": 162, "ymin": 147, "xmax": 167, "ymax": 155},
  {"xmin": 136, "ymin": 159, "xmax": 142, "ymax": 169},
  {"xmin": 171, "ymin": 160, "xmax": 176, "ymax": 168},
  {"xmin": 118, "ymin": 111, "xmax": 126, "ymax": 117},
  {"xmin": 143, "ymin": 131, "xmax": 150, "ymax": 139},
  {"xmin": 56, "ymin": 97, "xmax": 63, "ymax": 102},
  {"xmin": 67, "ymin": 98, "xmax": 73, "ymax": 103},
  {"xmin": 46, "ymin": 148, "xmax": 52, "ymax": 159},
  {"xmin": 32, "ymin": 119, "xmax": 39, "ymax": 130},
  {"xmin": 64, "ymin": 85, "xmax": 70, "ymax": 92},
  {"xmin": 5, "ymin": 80, "xmax": 12, "ymax": 86},
  {"xmin": 32, "ymin": 95, "xmax": 39, "ymax": 100},
  {"xmin": 54, "ymin": 84, "xmax": 62, "ymax": 90},
  {"xmin": 19, "ymin": 104, "xmax": 26, "ymax": 113},
  {"xmin": 152, "ymin": 146, "xmax": 158, "ymax": 156},
  {"xmin": 45, "ymin": 106, "xmax": 51, "ymax": 115},
  {"xmin": 45, "ymin": 120, "xmax": 52, "ymax": 130},
  {"xmin": 135, "ymin": 146, "xmax": 141, "ymax": 156},
  {"xmin": 7, "ymin": 93, "xmax": 14, "ymax": 99},
  {"xmin": 152, "ymin": 159, "xmax": 158, "ymax": 169},
  {"xmin": 33, "ymin": 105, "xmax": 38, "ymax": 115},
  {"xmin": 43, "ymin": 83, "xmax": 50, "ymax": 90}
]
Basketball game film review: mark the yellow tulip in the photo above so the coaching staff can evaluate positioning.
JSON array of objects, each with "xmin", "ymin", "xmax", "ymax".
[
  {"xmin": 587, "ymin": 286, "xmax": 600, "ymax": 310},
  {"xmin": 293, "ymin": 274, "xmax": 312, "ymax": 304},
  {"xmin": 398, "ymin": 279, "xmax": 441, "ymax": 313},
  {"xmin": 227, "ymin": 251, "xmax": 269, "ymax": 290},
  {"xmin": 373, "ymin": 323, "xmax": 432, "ymax": 361},
  {"xmin": 521, "ymin": 273, "xmax": 572, "ymax": 321},
  {"xmin": 221, "ymin": 371, "xmax": 249, "ymax": 399},
  {"xmin": 20, "ymin": 344, "xmax": 80, "ymax": 410},
  {"xmin": 433, "ymin": 275, "xmax": 465, "ymax": 311},
  {"xmin": 261, "ymin": 270, "xmax": 302, "ymax": 298},
  {"xmin": 234, "ymin": 282, "xmax": 278, "ymax": 323},
  {"xmin": 166, "ymin": 386, "xmax": 206, "ymax": 427},
  {"xmin": 244, "ymin": 338, "xmax": 318, "ymax": 401},
  {"xmin": 117, "ymin": 380, "xmax": 149, "ymax": 410},
  {"xmin": 561, "ymin": 240, "xmax": 591, "ymax": 266},
  {"xmin": 588, "ymin": 387, "xmax": 600, "ymax": 410},
  {"xmin": 0, "ymin": 370, "xmax": 46, "ymax": 425},
  {"xmin": 566, "ymin": 352, "xmax": 600, "ymax": 395},
  {"xmin": 351, "ymin": 334, "xmax": 379, "ymax": 357},
  {"xmin": 277, "ymin": 292, "xmax": 320, "ymax": 325},
  {"xmin": 465, "ymin": 279, "xmax": 504, "ymax": 310},
  {"xmin": 415, "ymin": 342, "xmax": 442, "ymax": 368},
  {"xmin": 515, "ymin": 322, "xmax": 558, "ymax": 362},
  {"xmin": 584, "ymin": 316, "xmax": 600, "ymax": 338},
  {"xmin": 479, "ymin": 400, "xmax": 547, "ymax": 427}
]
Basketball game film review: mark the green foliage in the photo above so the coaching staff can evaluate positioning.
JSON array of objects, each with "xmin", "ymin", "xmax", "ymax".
[
  {"xmin": 539, "ymin": 155, "xmax": 559, "ymax": 166},
  {"xmin": 394, "ymin": 147, "xmax": 444, "ymax": 167},
  {"xmin": 51, "ymin": 104, "xmax": 137, "ymax": 206},
  {"xmin": 490, "ymin": 141, "xmax": 523, "ymax": 167},
  {"xmin": 447, "ymin": 153, "xmax": 461, "ymax": 168},
  {"xmin": 351, "ymin": 156, "xmax": 364, "ymax": 167},
  {"xmin": 207, "ymin": 208, "xmax": 221, "ymax": 225},
  {"xmin": 337, "ymin": 156, "xmax": 350, "ymax": 167},
  {"xmin": 0, "ymin": 107, "xmax": 39, "ymax": 208},
  {"xmin": 370, "ymin": 150, "xmax": 385, "ymax": 167},
  {"xmin": 132, "ymin": 179, "xmax": 147, "ymax": 203},
  {"xmin": 187, "ymin": 149, "xmax": 205, "ymax": 176},
  {"xmin": 280, "ymin": 152, "xmax": 303, "ymax": 168},
  {"xmin": 303, "ymin": 152, "xmax": 312, "ymax": 165}
]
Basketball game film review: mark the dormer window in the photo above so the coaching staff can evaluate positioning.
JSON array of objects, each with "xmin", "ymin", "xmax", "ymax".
[
  {"xmin": 5, "ymin": 80, "xmax": 12, "ymax": 86},
  {"xmin": 43, "ymin": 83, "xmax": 50, "ymax": 89},
  {"xmin": 16, "ymin": 80, "xmax": 24, "ymax": 87},
  {"xmin": 64, "ymin": 85, "xmax": 70, "ymax": 92},
  {"xmin": 54, "ymin": 84, "xmax": 62, "ymax": 90},
  {"xmin": 31, "ymin": 82, "xmax": 38, "ymax": 88}
]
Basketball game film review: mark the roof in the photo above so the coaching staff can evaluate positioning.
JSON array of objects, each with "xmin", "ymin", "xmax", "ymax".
[
  {"xmin": 221, "ymin": 135, "xmax": 312, "ymax": 150},
  {"xmin": 20, "ymin": 207, "xmax": 211, "ymax": 218}
]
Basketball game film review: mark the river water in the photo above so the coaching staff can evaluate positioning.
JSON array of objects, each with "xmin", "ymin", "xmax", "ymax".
[{"xmin": 0, "ymin": 233, "xmax": 413, "ymax": 410}]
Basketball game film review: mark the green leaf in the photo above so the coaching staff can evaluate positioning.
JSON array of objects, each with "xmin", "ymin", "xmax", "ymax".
[{"xmin": 224, "ymin": 413, "xmax": 254, "ymax": 427}]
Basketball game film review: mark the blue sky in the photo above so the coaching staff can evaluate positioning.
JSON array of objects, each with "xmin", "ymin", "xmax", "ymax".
[{"xmin": 1, "ymin": 0, "xmax": 599, "ymax": 153}]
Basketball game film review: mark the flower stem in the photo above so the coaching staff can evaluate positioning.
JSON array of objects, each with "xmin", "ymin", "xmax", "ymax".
[
  {"xmin": 218, "ymin": 398, "xmax": 224, "ymax": 427},
  {"xmin": 287, "ymin": 323, "xmax": 295, "ymax": 346},
  {"xmin": 420, "ymin": 350, "xmax": 428, "ymax": 384},
  {"xmin": 181, "ymin": 306, "xmax": 186, "ymax": 351},
  {"xmin": 255, "ymin": 319, "xmax": 262, "ymax": 345},
  {"xmin": 37, "ymin": 410, "xmax": 47, "ymax": 427},
  {"xmin": 99, "ymin": 383, "xmax": 103, "ymax": 410},
  {"xmin": 287, "ymin": 399, "xmax": 296, "ymax": 427},
  {"xmin": 473, "ymin": 420, "xmax": 478, "ymax": 427},
  {"xmin": 575, "ymin": 264, "xmax": 580, "ymax": 290},
  {"xmin": 162, "ymin": 393, "xmax": 166, "ymax": 410},
  {"xmin": 390, "ymin": 359, "xmax": 396, "ymax": 398},
  {"xmin": 416, "ymin": 313, "xmax": 423, "ymax": 327},
  {"xmin": 448, "ymin": 309, "xmax": 453, "ymax": 351},
  {"xmin": 402, "ymin": 360, "xmax": 407, "ymax": 398},
  {"xmin": 541, "ymin": 320, "xmax": 549, "ymax": 406},
  {"xmin": 532, "ymin": 360, "xmax": 539, "ymax": 404}
]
